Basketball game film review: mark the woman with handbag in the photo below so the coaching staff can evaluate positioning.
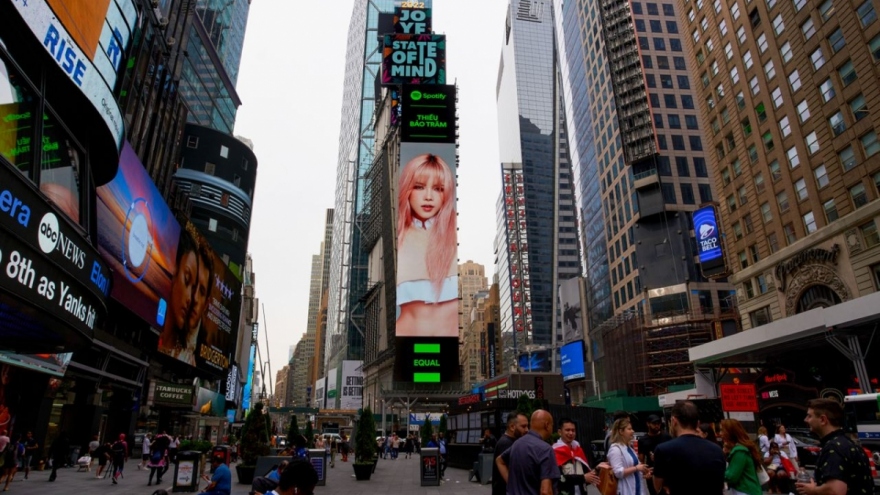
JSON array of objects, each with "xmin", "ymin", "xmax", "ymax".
[
  {"xmin": 720, "ymin": 419, "xmax": 763, "ymax": 495},
  {"xmin": 606, "ymin": 418, "xmax": 650, "ymax": 495}
]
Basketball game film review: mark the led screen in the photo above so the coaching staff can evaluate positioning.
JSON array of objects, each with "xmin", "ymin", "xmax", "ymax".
[{"xmin": 560, "ymin": 340, "xmax": 586, "ymax": 382}]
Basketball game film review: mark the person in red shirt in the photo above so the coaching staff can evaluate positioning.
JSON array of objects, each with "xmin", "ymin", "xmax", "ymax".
[{"xmin": 553, "ymin": 417, "xmax": 609, "ymax": 495}]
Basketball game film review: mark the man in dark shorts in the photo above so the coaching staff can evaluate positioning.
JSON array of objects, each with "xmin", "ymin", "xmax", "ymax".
[
  {"xmin": 496, "ymin": 410, "xmax": 560, "ymax": 495},
  {"xmin": 796, "ymin": 398, "xmax": 873, "ymax": 495},
  {"xmin": 493, "ymin": 412, "xmax": 529, "ymax": 495},
  {"xmin": 653, "ymin": 401, "xmax": 725, "ymax": 495},
  {"xmin": 638, "ymin": 414, "xmax": 672, "ymax": 495}
]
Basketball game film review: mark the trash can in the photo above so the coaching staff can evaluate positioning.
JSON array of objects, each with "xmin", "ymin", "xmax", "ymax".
[
  {"xmin": 172, "ymin": 451, "xmax": 202, "ymax": 493},
  {"xmin": 307, "ymin": 449, "xmax": 326, "ymax": 486},
  {"xmin": 477, "ymin": 453, "xmax": 493, "ymax": 485},
  {"xmin": 420, "ymin": 447, "xmax": 440, "ymax": 486},
  {"xmin": 211, "ymin": 446, "xmax": 231, "ymax": 469}
]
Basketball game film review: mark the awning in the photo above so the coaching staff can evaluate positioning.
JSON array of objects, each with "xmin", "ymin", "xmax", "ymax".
[{"xmin": 689, "ymin": 291, "xmax": 880, "ymax": 367}]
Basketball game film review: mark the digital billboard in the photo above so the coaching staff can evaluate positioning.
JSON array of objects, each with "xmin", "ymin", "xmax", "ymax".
[
  {"xmin": 326, "ymin": 367, "xmax": 338, "ymax": 408},
  {"xmin": 393, "ymin": 2, "xmax": 432, "ymax": 35},
  {"xmin": 340, "ymin": 360, "xmax": 363, "ymax": 410},
  {"xmin": 560, "ymin": 340, "xmax": 586, "ymax": 382},
  {"xmin": 401, "ymin": 85, "xmax": 456, "ymax": 143},
  {"xmin": 382, "ymin": 34, "xmax": 446, "ymax": 86},
  {"xmin": 559, "ymin": 278, "xmax": 583, "ymax": 344},
  {"xmin": 693, "ymin": 205, "xmax": 727, "ymax": 278},
  {"xmin": 97, "ymin": 142, "xmax": 240, "ymax": 375},
  {"xmin": 518, "ymin": 350, "xmax": 551, "ymax": 372}
]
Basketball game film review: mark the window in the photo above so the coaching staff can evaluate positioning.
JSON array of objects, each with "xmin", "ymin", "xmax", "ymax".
[
  {"xmin": 658, "ymin": 56, "xmax": 670, "ymax": 69},
  {"xmin": 820, "ymin": 78, "xmax": 836, "ymax": 103},
  {"xmin": 688, "ymin": 8, "xmax": 695, "ymax": 21},
  {"xmin": 654, "ymin": 37, "xmax": 666, "ymax": 49},
  {"xmin": 660, "ymin": 74, "xmax": 673, "ymax": 88},
  {"xmin": 772, "ymin": 87, "xmax": 784, "ymax": 108},
  {"xmin": 736, "ymin": 91, "xmax": 746, "ymax": 109},
  {"xmin": 851, "ymin": 182, "xmax": 869, "ymax": 208},
  {"xmin": 662, "ymin": 183, "xmax": 677, "ymax": 203},
  {"xmin": 750, "ymin": 76, "xmax": 761, "ymax": 95},
  {"xmin": 829, "ymin": 112, "xmax": 846, "ymax": 137},
  {"xmin": 757, "ymin": 33, "xmax": 769, "ymax": 53},
  {"xmin": 767, "ymin": 0, "xmax": 777, "ymax": 8},
  {"xmin": 755, "ymin": 172, "xmax": 766, "ymax": 193},
  {"xmin": 806, "ymin": 131, "xmax": 820, "ymax": 154},
  {"xmin": 787, "ymin": 146, "xmax": 800, "ymax": 168},
  {"xmin": 647, "ymin": 74, "xmax": 657, "ymax": 88},
  {"xmin": 672, "ymin": 135, "xmax": 686, "ymax": 150},
  {"xmin": 779, "ymin": 116, "xmax": 791, "ymax": 137},
  {"xmin": 749, "ymin": 306, "xmax": 768, "ymax": 328},
  {"xmin": 643, "ymin": 55, "xmax": 653, "ymax": 68},
  {"xmin": 706, "ymin": 95, "xmax": 716, "ymax": 110},
  {"xmin": 801, "ymin": 18, "xmax": 816, "ymax": 40},
  {"xmin": 742, "ymin": 117, "xmax": 753, "ymax": 136},
  {"xmin": 809, "ymin": 48, "xmax": 826, "ymax": 70},
  {"xmin": 671, "ymin": 38, "xmax": 683, "ymax": 51},
  {"xmin": 714, "ymin": 0, "xmax": 723, "ymax": 12},
  {"xmin": 819, "ymin": 0, "xmax": 835, "ymax": 21},
  {"xmin": 711, "ymin": 118, "xmax": 721, "ymax": 135},
  {"xmin": 693, "ymin": 28, "xmax": 701, "ymax": 43},
  {"xmin": 654, "ymin": 113, "xmax": 664, "ymax": 127},
  {"xmin": 650, "ymin": 93, "xmax": 661, "ymax": 107},
  {"xmin": 658, "ymin": 135, "xmax": 668, "ymax": 149},
  {"xmin": 862, "ymin": 131, "xmax": 880, "ymax": 157},
  {"xmin": 732, "ymin": 158, "xmax": 743, "ymax": 177},
  {"xmin": 739, "ymin": 185, "xmax": 749, "ymax": 205},
  {"xmin": 874, "ymin": 171, "xmax": 880, "ymax": 192},
  {"xmin": 762, "ymin": 132, "xmax": 774, "ymax": 152},
  {"xmin": 664, "ymin": 94, "xmax": 678, "ymax": 108},
  {"xmin": 681, "ymin": 184, "xmax": 696, "ymax": 204},
  {"xmin": 728, "ymin": 194, "xmax": 738, "ymax": 212},
  {"xmin": 858, "ymin": 0, "xmax": 877, "ymax": 25},
  {"xmin": 722, "ymin": 167, "xmax": 732, "ymax": 185},
  {"xmin": 756, "ymin": 273, "xmax": 768, "ymax": 292},
  {"xmin": 814, "ymin": 164, "xmax": 829, "ymax": 189},
  {"xmin": 677, "ymin": 75, "xmax": 691, "ymax": 89},
  {"xmin": 777, "ymin": 190, "xmax": 790, "ymax": 211},
  {"xmin": 764, "ymin": 60, "xmax": 776, "ymax": 80},
  {"xmin": 761, "ymin": 202, "xmax": 773, "ymax": 222},
  {"xmin": 651, "ymin": 20, "xmax": 664, "ymax": 33},
  {"xmin": 690, "ymin": 135, "xmax": 703, "ymax": 150},
  {"xmin": 636, "ymin": 19, "xmax": 646, "ymax": 31},
  {"xmin": 862, "ymin": 221, "xmax": 880, "ymax": 247},
  {"xmin": 739, "ymin": 251, "xmax": 749, "ymax": 270},
  {"xmin": 694, "ymin": 157, "xmax": 708, "ymax": 176},
  {"xmin": 797, "ymin": 100, "xmax": 811, "ymax": 122},
  {"xmin": 839, "ymin": 60, "xmax": 857, "ymax": 86},
  {"xmin": 720, "ymin": 19, "xmax": 728, "ymax": 36},
  {"xmin": 187, "ymin": 136, "xmax": 199, "ymax": 148},
  {"xmin": 840, "ymin": 146, "xmax": 857, "ymax": 171},
  {"xmin": 730, "ymin": 66, "xmax": 740, "ymax": 84},
  {"xmin": 780, "ymin": 42, "xmax": 793, "ymax": 63},
  {"xmin": 233, "ymin": 174, "xmax": 241, "ymax": 187},
  {"xmin": 647, "ymin": 2, "xmax": 659, "ymax": 13},
  {"xmin": 788, "ymin": 70, "xmax": 801, "ymax": 92},
  {"xmin": 732, "ymin": 2, "xmax": 741, "ymax": 19},
  {"xmin": 770, "ymin": 160, "xmax": 782, "ymax": 181},
  {"xmin": 721, "ymin": 107, "xmax": 731, "ymax": 124},
  {"xmin": 205, "ymin": 162, "xmax": 216, "ymax": 175},
  {"xmin": 208, "ymin": 218, "xmax": 218, "ymax": 232},
  {"xmin": 734, "ymin": 222, "xmax": 744, "ymax": 240},
  {"xmin": 737, "ymin": 25, "xmax": 747, "ymax": 44},
  {"xmin": 711, "ymin": 61, "xmax": 719, "ymax": 77},
  {"xmin": 676, "ymin": 157, "xmax": 690, "ymax": 176},
  {"xmin": 793, "ymin": 0, "xmax": 807, "ymax": 9},
  {"xmin": 682, "ymin": 95, "xmax": 695, "ymax": 109},
  {"xmin": 663, "ymin": 3, "xmax": 675, "ymax": 15},
  {"xmin": 633, "ymin": 2, "xmax": 643, "ymax": 13},
  {"xmin": 803, "ymin": 212, "xmax": 818, "ymax": 233},
  {"xmin": 772, "ymin": 14, "xmax": 785, "ymax": 34},
  {"xmin": 756, "ymin": 102, "xmax": 767, "ymax": 122},
  {"xmin": 850, "ymin": 94, "xmax": 868, "ymax": 122},
  {"xmin": 701, "ymin": 17, "xmax": 710, "ymax": 32},
  {"xmin": 639, "ymin": 36, "xmax": 650, "ymax": 49},
  {"xmin": 828, "ymin": 28, "xmax": 846, "ymax": 54},
  {"xmin": 824, "ymin": 198, "xmax": 839, "ymax": 222},
  {"xmin": 675, "ymin": 57, "xmax": 687, "ymax": 70},
  {"xmin": 749, "ymin": 9, "xmax": 761, "ymax": 28},
  {"xmin": 783, "ymin": 223, "xmax": 797, "ymax": 244},
  {"xmin": 220, "ymin": 145, "xmax": 229, "ymax": 158},
  {"xmin": 241, "ymin": 158, "xmax": 249, "ymax": 170},
  {"xmin": 667, "ymin": 20, "xmax": 679, "ymax": 33},
  {"xmin": 795, "ymin": 178, "xmax": 808, "ymax": 200},
  {"xmin": 872, "ymin": 35, "xmax": 880, "ymax": 61},
  {"xmin": 725, "ymin": 42, "xmax": 734, "ymax": 60},
  {"xmin": 699, "ymin": 184, "xmax": 713, "ymax": 202}
]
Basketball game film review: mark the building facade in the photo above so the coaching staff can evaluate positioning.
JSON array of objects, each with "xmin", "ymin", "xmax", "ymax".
[{"xmin": 495, "ymin": 0, "xmax": 581, "ymax": 372}]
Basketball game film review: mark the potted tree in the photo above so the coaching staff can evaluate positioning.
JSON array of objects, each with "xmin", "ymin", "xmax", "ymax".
[
  {"xmin": 236, "ymin": 402, "xmax": 271, "ymax": 484},
  {"xmin": 353, "ymin": 407, "xmax": 377, "ymax": 481}
]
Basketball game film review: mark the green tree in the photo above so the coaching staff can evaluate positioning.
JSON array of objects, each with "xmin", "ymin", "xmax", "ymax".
[
  {"xmin": 516, "ymin": 395, "xmax": 535, "ymax": 418},
  {"xmin": 304, "ymin": 420, "xmax": 314, "ymax": 448},
  {"xmin": 288, "ymin": 415, "xmax": 300, "ymax": 444},
  {"xmin": 355, "ymin": 407, "xmax": 377, "ymax": 464},
  {"xmin": 240, "ymin": 402, "xmax": 271, "ymax": 466},
  {"xmin": 420, "ymin": 414, "xmax": 434, "ymax": 446},
  {"xmin": 438, "ymin": 414, "xmax": 448, "ymax": 437}
]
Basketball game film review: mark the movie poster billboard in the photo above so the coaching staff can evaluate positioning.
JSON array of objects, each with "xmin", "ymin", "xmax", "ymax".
[
  {"xmin": 97, "ymin": 142, "xmax": 240, "ymax": 375},
  {"xmin": 340, "ymin": 360, "xmax": 363, "ymax": 410},
  {"xmin": 326, "ymin": 367, "xmax": 338, "ymax": 408},
  {"xmin": 559, "ymin": 278, "xmax": 584, "ymax": 344},
  {"xmin": 314, "ymin": 377, "xmax": 326, "ymax": 409}
]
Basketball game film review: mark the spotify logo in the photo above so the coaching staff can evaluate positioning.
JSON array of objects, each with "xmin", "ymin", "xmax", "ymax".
[{"xmin": 410, "ymin": 90, "xmax": 423, "ymax": 101}]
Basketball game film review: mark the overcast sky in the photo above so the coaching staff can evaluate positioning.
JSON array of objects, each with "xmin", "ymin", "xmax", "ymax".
[{"xmin": 233, "ymin": 0, "xmax": 509, "ymax": 386}]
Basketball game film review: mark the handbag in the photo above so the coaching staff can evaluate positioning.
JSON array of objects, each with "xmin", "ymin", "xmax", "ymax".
[
  {"xmin": 757, "ymin": 465, "xmax": 770, "ymax": 485},
  {"xmin": 598, "ymin": 467, "xmax": 618, "ymax": 495}
]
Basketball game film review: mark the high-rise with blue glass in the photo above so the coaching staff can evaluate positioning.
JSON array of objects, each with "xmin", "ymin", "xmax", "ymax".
[
  {"xmin": 325, "ymin": 0, "xmax": 396, "ymax": 378},
  {"xmin": 495, "ymin": 0, "xmax": 581, "ymax": 371}
]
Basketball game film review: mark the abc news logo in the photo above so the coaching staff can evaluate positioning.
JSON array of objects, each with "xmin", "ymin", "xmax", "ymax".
[{"xmin": 38, "ymin": 212, "xmax": 110, "ymax": 296}]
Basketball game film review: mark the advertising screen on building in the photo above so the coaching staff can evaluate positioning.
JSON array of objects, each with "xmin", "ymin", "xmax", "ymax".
[
  {"xmin": 560, "ymin": 340, "xmax": 586, "ymax": 382},
  {"xmin": 394, "ymin": 3, "xmax": 431, "ymax": 35},
  {"xmin": 382, "ymin": 34, "xmax": 446, "ymax": 86},
  {"xmin": 559, "ymin": 278, "xmax": 583, "ymax": 344},
  {"xmin": 314, "ymin": 377, "xmax": 326, "ymax": 409},
  {"xmin": 693, "ymin": 205, "xmax": 726, "ymax": 277},
  {"xmin": 518, "ymin": 350, "xmax": 551, "ymax": 372},
  {"xmin": 401, "ymin": 85, "xmax": 456, "ymax": 143},
  {"xmin": 340, "ymin": 360, "xmax": 363, "ymax": 410},
  {"xmin": 326, "ymin": 367, "xmax": 338, "ymax": 408},
  {"xmin": 97, "ymin": 143, "xmax": 240, "ymax": 375}
]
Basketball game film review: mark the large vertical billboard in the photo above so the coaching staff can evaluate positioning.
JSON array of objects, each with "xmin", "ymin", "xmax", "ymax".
[
  {"xmin": 560, "ymin": 340, "xmax": 586, "ymax": 382},
  {"xmin": 559, "ymin": 278, "xmax": 583, "ymax": 344},
  {"xmin": 394, "ymin": 84, "xmax": 459, "ymax": 384},
  {"xmin": 326, "ymin": 367, "xmax": 339, "ymax": 409},
  {"xmin": 382, "ymin": 34, "xmax": 446, "ymax": 86},
  {"xmin": 96, "ymin": 143, "xmax": 241, "ymax": 375},
  {"xmin": 693, "ymin": 205, "xmax": 727, "ymax": 278},
  {"xmin": 340, "ymin": 360, "xmax": 363, "ymax": 410}
]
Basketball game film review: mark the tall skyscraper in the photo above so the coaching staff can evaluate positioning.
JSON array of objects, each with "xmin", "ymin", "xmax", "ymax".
[
  {"xmin": 495, "ymin": 0, "xmax": 581, "ymax": 370},
  {"xmin": 459, "ymin": 261, "xmax": 490, "ymax": 333},
  {"xmin": 459, "ymin": 262, "xmax": 489, "ymax": 386},
  {"xmin": 685, "ymin": 0, "xmax": 880, "ymax": 385},
  {"xmin": 555, "ymin": 0, "xmax": 736, "ymax": 395},
  {"xmin": 326, "ymin": 0, "xmax": 396, "ymax": 373}
]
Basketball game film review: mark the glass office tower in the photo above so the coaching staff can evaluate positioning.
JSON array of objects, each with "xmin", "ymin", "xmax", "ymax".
[
  {"xmin": 325, "ymin": 0, "xmax": 396, "ymax": 374},
  {"xmin": 495, "ymin": 0, "xmax": 581, "ymax": 368}
]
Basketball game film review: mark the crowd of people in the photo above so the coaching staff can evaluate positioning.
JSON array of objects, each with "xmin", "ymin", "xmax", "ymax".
[{"xmin": 491, "ymin": 399, "xmax": 874, "ymax": 495}]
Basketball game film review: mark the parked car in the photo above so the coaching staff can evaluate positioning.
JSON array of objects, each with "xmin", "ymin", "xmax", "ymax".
[{"xmin": 790, "ymin": 433, "xmax": 821, "ymax": 469}]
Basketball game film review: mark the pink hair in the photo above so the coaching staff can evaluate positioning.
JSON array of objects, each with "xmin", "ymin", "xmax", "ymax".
[{"xmin": 397, "ymin": 154, "xmax": 457, "ymax": 295}]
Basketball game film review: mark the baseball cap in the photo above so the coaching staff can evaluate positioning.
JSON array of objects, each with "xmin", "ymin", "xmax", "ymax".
[{"xmin": 647, "ymin": 414, "xmax": 662, "ymax": 423}]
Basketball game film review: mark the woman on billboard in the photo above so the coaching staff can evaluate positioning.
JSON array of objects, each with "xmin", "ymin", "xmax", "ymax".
[{"xmin": 396, "ymin": 153, "xmax": 457, "ymax": 336}]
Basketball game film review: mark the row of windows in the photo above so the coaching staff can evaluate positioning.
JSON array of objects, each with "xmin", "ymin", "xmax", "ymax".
[
  {"xmin": 646, "ymin": 73, "xmax": 691, "ymax": 90},
  {"xmin": 642, "ymin": 55, "xmax": 691, "ymax": 71},
  {"xmin": 656, "ymin": 156, "xmax": 710, "ymax": 177},
  {"xmin": 657, "ymin": 134, "xmax": 704, "ymax": 151},
  {"xmin": 654, "ymin": 113, "xmax": 700, "ymax": 130},
  {"xmin": 635, "ymin": 19, "xmax": 680, "ymax": 34},
  {"xmin": 661, "ymin": 182, "xmax": 713, "ymax": 204},
  {"xmin": 631, "ymin": 2, "xmax": 677, "ymax": 16}
]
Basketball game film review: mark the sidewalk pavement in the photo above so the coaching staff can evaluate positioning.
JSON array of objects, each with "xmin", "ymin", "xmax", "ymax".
[{"xmin": 0, "ymin": 454, "xmax": 501, "ymax": 495}]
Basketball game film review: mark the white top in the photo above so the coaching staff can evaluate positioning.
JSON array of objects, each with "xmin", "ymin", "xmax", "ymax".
[
  {"xmin": 758, "ymin": 434, "xmax": 770, "ymax": 455},
  {"xmin": 607, "ymin": 443, "xmax": 646, "ymax": 495},
  {"xmin": 396, "ymin": 221, "xmax": 456, "ymax": 305},
  {"xmin": 142, "ymin": 438, "xmax": 151, "ymax": 454},
  {"xmin": 773, "ymin": 433, "xmax": 797, "ymax": 460}
]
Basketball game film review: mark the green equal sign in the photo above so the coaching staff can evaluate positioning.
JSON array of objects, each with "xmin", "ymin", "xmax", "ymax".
[
  {"xmin": 414, "ymin": 373, "xmax": 441, "ymax": 383},
  {"xmin": 414, "ymin": 343, "xmax": 440, "ymax": 354}
]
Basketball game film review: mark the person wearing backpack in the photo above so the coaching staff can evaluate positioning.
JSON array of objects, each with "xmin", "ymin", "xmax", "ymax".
[
  {"xmin": 147, "ymin": 441, "xmax": 167, "ymax": 486},
  {"xmin": 110, "ymin": 433, "xmax": 128, "ymax": 484}
]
